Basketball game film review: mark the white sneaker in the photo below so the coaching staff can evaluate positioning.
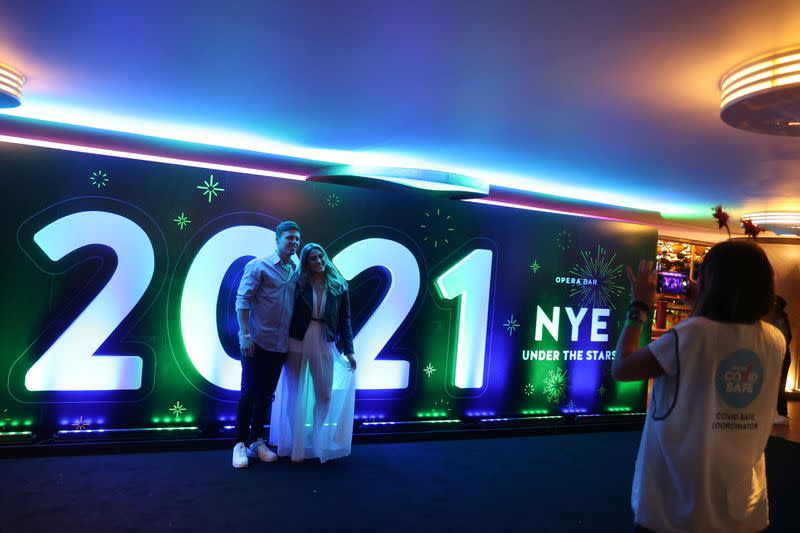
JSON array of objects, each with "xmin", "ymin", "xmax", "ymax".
[
  {"xmin": 248, "ymin": 438, "xmax": 278, "ymax": 462},
  {"xmin": 774, "ymin": 415, "xmax": 790, "ymax": 425},
  {"xmin": 232, "ymin": 442, "xmax": 249, "ymax": 468}
]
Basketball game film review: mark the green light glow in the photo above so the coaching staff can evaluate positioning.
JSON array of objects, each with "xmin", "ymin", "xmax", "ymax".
[
  {"xmin": 521, "ymin": 409, "xmax": 549, "ymax": 415},
  {"xmin": 416, "ymin": 410, "xmax": 448, "ymax": 418},
  {"xmin": 607, "ymin": 406, "xmax": 632, "ymax": 412}
]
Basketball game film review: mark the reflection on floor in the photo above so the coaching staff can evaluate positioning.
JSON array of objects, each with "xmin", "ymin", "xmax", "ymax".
[{"xmin": 770, "ymin": 399, "xmax": 800, "ymax": 444}]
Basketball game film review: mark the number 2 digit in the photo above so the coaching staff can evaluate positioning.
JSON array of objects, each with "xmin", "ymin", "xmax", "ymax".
[{"xmin": 25, "ymin": 211, "xmax": 153, "ymax": 391}]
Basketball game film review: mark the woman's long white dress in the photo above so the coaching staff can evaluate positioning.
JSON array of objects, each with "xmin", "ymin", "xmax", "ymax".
[{"xmin": 270, "ymin": 286, "xmax": 356, "ymax": 462}]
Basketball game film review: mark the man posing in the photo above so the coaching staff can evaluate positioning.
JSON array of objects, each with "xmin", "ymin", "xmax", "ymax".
[{"xmin": 232, "ymin": 220, "xmax": 301, "ymax": 468}]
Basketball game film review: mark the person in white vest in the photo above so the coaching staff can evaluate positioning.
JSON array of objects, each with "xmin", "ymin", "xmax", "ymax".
[{"xmin": 614, "ymin": 240, "xmax": 785, "ymax": 533}]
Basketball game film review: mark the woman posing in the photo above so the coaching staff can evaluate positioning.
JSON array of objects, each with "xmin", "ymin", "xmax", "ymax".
[{"xmin": 270, "ymin": 243, "xmax": 357, "ymax": 463}]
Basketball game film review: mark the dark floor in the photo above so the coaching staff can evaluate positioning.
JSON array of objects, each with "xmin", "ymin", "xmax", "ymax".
[{"xmin": 1, "ymin": 430, "xmax": 799, "ymax": 532}]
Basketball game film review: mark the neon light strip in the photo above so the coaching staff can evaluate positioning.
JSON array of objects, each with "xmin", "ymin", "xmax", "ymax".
[
  {"xmin": 360, "ymin": 419, "xmax": 462, "ymax": 427},
  {"xmin": 465, "ymin": 198, "xmax": 639, "ymax": 224},
  {"xmin": 0, "ymin": 134, "xmax": 307, "ymax": 181},
  {"xmin": 0, "ymin": 431, "xmax": 33, "ymax": 437},
  {"xmin": 57, "ymin": 427, "xmax": 199, "ymax": 434},
  {"xmin": 480, "ymin": 415, "xmax": 564, "ymax": 422},
  {"xmin": 0, "ymin": 105, "xmax": 701, "ymax": 216},
  {"xmin": 577, "ymin": 412, "xmax": 644, "ymax": 418}
]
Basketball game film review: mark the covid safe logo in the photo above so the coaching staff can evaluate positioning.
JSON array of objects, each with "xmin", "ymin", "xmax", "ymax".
[{"xmin": 715, "ymin": 349, "xmax": 764, "ymax": 408}]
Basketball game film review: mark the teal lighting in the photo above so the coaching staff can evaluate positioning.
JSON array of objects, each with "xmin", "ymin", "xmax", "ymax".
[
  {"xmin": 0, "ymin": 102, "xmax": 707, "ymax": 216},
  {"xmin": 308, "ymin": 165, "xmax": 489, "ymax": 198}
]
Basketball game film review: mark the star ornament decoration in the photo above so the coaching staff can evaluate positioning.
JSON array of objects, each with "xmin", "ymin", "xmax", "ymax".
[
  {"xmin": 423, "ymin": 363, "xmax": 436, "ymax": 378},
  {"xmin": 712, "ymin": 205, "xmax": 731, "ymax": 238},
  {"xmin": 326, "ymin": 193, "xmax": 342, "ymax": 208},
  {"xmin": 503, "ymin": 315, "xmax": 520, "ymax": 335},
  {"xmin": 174, "ymin": 212, "xmax": 191, "ymax": 229},
  {"xmin": 169, "ymin": 401, "xmax": 187, "ymax": 419},
  {"xmin": 89, "ymin": 170, "xmax": 109, "ymax": 188},
  {"xmin": 197, "ymin": 175, "xmax": 225, "ymax": 203}
]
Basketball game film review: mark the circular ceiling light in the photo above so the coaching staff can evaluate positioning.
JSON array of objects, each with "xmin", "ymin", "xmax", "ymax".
[
  {"xmin": 0, "ymin": 62, "xmax": 24, "ymax": 108},
  {"xmin": 740, "ymin": 211, "xmax": 800, "ymax": 236},
  {"xmin": 720, "ymin": 45, "xmax": 800, "ymax": 135}
]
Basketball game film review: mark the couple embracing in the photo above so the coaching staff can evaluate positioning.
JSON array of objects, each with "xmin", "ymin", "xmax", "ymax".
[{"xmin": 232, "ymin": 220, "xmax": 357, "ymax": 468}]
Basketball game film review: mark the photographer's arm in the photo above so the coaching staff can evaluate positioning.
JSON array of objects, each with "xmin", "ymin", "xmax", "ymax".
[{"xmin": 612, "ymin": 260, "xmax": 665, "ymax": 382}]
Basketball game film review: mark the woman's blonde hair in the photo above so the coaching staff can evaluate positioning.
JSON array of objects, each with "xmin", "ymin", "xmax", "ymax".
[{"xmin": 297, "ymin": 243, "xmax": 348, "ymax": 296}]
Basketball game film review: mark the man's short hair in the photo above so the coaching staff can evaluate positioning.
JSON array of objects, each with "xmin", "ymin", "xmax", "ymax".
[{"xmin": 276, "ymin": 220, "xmax": 301, "ymax": 239}]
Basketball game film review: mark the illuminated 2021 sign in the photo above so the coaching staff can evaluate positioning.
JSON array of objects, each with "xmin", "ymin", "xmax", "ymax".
[{"xmin": 0, "ymin": 143, "xmax": 655, "ymax": 434}]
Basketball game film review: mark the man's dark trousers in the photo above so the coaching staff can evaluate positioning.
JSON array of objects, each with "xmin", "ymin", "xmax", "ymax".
[{"xmin": 235, "ymin": 344, "xmax": 287, "ymax": 445}]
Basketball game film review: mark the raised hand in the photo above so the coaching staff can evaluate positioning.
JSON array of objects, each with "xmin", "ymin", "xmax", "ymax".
[{"xmin": 626, "ymin": 259, "xmax": 657, "ymax": 309}]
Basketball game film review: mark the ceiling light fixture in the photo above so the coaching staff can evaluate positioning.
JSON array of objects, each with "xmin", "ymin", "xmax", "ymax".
[
  {"xmin": 740, "ymin": 211, "xmax": 800, "ymax": 236},
  {"xmin": 0, "ymin": 62, "xmax": 24, "ymax": 108},
  {"xmin": 720, "ymin": 45, "xmax": 800, "ymax": 135}
]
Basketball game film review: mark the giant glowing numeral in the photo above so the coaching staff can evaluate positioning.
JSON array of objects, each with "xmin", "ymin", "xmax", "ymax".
[
  {"xmin": 25, "ymin": 212, "xmax": 153, "ymax": 391},
  {"xmin": 333, "ymin": 239, "xmax": 419, "ymax": 390},
  {"xmin": 435, "ymin": 249, "xmax": 492, "ymax": 389},
  {"xmin": 181, "ymin": 225, "xmax": 276, "ymax": 391}
]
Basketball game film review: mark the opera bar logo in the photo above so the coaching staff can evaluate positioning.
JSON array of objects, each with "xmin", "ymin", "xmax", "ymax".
[{"xmin": 555, "ymin": 275, "xmax": 598, "ymax": 286}]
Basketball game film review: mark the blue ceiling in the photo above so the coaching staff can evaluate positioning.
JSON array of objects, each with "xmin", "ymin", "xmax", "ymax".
[{"xmin": 3, "ymin": 0, "xmax": 800, "ymax": 225}]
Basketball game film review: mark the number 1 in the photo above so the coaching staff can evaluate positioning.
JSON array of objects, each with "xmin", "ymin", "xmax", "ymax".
[{"xmin": 435, "ymin": 249, "xmax": 492, "ymax": 389}]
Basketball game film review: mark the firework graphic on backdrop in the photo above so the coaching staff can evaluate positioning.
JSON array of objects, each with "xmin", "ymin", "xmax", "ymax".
[
  {"xmin": 197, "ymin": 175, "xmax": 225, "ymax": 203},
  {"xmin": 569, "ymin": 245, "xmax": 624, "ymax": 308},
  {"xmin": 169, "ymin": 401, "xmax": 187, "ymax": 419},
  {"xmin": 423, "ymin": 363, "xmax": 436, "ymax": 378},
  {"xmin": 597, "ymin": 385, "xmax": 607, "ymax": 396},
  {"xmin": 89, "ymin": 170, "xmax": 109, "ymax": 188},
  {"xmin": 72, "ymin": 416, "xmax": 89, "ymax": 430},
  {"xmin": 174, "ymin": 212, "xmax": 191, "ymax": 229},
  {"xmin": 524, "ymin": 383, "xmax": 536, "ymax": 396},
  {"xmin": 503, "ymin": 315, "xmax": 520, "ymax": 335},
  {"xmin": 555, "ymin": 230, "xmax": 573, "ymax": 251},
  {"xmin": 326, "ymin": 193, "xmax": 342, "ymax": 208},
  {"xmin": 529, "ymin": 260, "xmax": 541, "ymax": 273},
  {"xmin": 420, "ymin": 208, "xmax": 455, "ymax": 248},
  {"xmin": 542, "ymin": 368, "xmax": 568, "ymax": 403}
]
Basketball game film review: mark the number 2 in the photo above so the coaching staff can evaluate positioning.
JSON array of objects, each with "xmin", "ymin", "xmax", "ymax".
[
  {"xmin": 333, "ymin": 238, "xmax": 420, "ymax": 390},
  {"xmin": 25, "ymin": 211, "xmax": 153, "ymax": 391}
]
